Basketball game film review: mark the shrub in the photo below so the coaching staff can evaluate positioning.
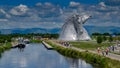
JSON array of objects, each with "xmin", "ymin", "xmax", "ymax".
[
  {"xmin": 97, "ymin": 36, "xmax": 103, "ymax": 44},
  {"xmin": 0, "ymin": 42, "xmax": 11, "ymax": 54}
]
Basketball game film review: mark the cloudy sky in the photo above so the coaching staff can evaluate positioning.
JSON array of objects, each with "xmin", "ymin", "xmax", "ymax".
[{"xmin": 0, "ymin": 0, "xmax": 120, "ymax": 29}]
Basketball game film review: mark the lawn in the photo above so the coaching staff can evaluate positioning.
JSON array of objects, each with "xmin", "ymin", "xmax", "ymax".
[
  {"xmin": 69, "ymin": 41, "xmax": 114, "ymax": 50},
  {"xmin": 30, "ymin": 39, "xmax": 42, "ymax": 43}
]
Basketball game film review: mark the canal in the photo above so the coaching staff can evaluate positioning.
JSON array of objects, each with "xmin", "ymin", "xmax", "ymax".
[{"xmin": 0, "ymin": 43, "xmax": 94, "ymax": 68}]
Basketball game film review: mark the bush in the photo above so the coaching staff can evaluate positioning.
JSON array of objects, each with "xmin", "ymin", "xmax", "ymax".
[
  {"xmin": 97, "ymin": 36, "xmax": 103, "ymax": 44},
  {"xmin": 0, "ymin": 42, "xmax": 11, "ymax": 54}
]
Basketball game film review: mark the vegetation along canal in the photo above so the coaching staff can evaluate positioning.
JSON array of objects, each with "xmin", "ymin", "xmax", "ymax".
[{"xmin": 0, "ymin": 43, "xmax": 94, "ymax": 68}]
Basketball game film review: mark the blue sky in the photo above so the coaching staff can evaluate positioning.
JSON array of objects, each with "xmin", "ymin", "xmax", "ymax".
[
  {"xmin": 0, "ymin": 0, "xmax": 99, "ymax": 6},
  {"xmin": 0, "ymin": 0, "xmax": 120, "ymax": 31}
]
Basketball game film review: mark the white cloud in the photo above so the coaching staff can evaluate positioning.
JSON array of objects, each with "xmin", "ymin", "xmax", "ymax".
[
  {"xmin": 99, "ymin": 2, "xmax": 106, "ymax": 7},
  {"xmin": 99, "ymin": 2, "xmax": 107, "ymax": 10},
  {"xmin": 44, "ymin": 2, "xmax": 53, "ymax": 7},
  {"xmin": 0, "ymin": 19, "xmax": 8, "ymax": 21},
  {"xmin": 0, "ymin": 9, "xmax": 11, "ymax": 18},
  {"xmin": 29, "ymin": 14, "xmax": 41, "ymax": 21},
  {"xmin": 10, "ymin": 4, "xmax": 29, "ymax": 15},
  {"xmin": 69, "ymin": 1, "xmax": 80, "ymax": 7},
  {"xmin": 35, "ymin": 2, "xmax": 42, "ymax": 6},
  {"xmin": 59, "ymin": 8, "xmax": 63, "ymax": 14},
  {"xmin": 0, "ymin": 9, "xmax": 6, "ymax": 14},
  {"xmin": 0, "ymin": 2, "xmax": 120, "ymax": 30}
]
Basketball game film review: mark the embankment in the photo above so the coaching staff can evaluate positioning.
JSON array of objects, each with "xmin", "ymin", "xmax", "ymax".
[{"xmin": 45, "ymin": 40, "xmax": 120, "ymax": 68}]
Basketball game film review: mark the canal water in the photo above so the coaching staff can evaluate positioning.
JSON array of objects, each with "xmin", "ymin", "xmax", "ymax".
[{"xmin": 0, "ymin": 43, "xmax": 93, "ymax": 68}]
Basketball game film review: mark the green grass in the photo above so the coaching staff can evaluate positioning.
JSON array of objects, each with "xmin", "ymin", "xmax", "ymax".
[
  {"xmin": 0, "ymin": 42, "xmax": 12, "ymax": 53},
  {"xmin": 30, "ymin": 39, "xmax": 42, "ymax": 43},
  {"xmin": 0, "ymin": 42, "xmax": 12, "ymax": 59},
  {"xmin": 69, "ymin": 41, "xmax": 114, "ymax": 50}
]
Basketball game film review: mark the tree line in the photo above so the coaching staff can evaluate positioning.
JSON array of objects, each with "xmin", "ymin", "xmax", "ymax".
[
  {"xmin": 91, "ymin": 32, "xmax": 120, "ymax": 44},
  {"xmin": 0, "ymin": 33, "xmax": 59, "ymax": 43},
  {"xmin": 0, "ymin": 32, "xmax": 120, "ymax": 44}
]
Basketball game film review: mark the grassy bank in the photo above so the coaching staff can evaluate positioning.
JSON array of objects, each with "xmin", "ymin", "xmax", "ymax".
[
  {"xmin": 30, "ymin": 39, "xmax": 42, "ymax": 43},
  {"xmin": 46, "ymin": 40, "xmax": 120, "ymax": 68},
  {"xmin": 69, "ymin": 41, "xmax": 114, "ymax": 50},
  {"xmin": 0, "ymin": 42, "xmax": 12, "ymax": 54}
]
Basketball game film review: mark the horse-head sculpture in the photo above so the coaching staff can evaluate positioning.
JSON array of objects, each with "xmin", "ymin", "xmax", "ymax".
[
  {"xmin": 59, "ymin": 14, "xmax": 91, "ymax": 41},
  {"xmin": 78, "ymin": 15, "xmax": 91, "ymax": 24}
]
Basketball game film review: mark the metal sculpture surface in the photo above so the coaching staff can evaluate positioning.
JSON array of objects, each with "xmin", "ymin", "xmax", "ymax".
[{"xmin": 59, "ymin": 14, "xmax": 91, "ymax": 41}]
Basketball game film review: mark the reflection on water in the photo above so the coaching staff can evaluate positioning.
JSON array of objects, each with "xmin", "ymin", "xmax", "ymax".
[
  {"xmin": 17, "ymin": 44, "xmax": 26, "ymax": 52},
  {"xmin": 65, "ymin": 57, "xmax": 93, "ymax": 68},
  {"xmin": 0, "ymin": 43, "xmax": 93, "ymax": 68}
]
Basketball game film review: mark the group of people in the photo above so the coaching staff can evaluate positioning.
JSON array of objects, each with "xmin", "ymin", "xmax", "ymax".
[
  {"xmin": 57, "ymin": 41, "xmax": 71, "ymax": 47},
  {"xmin": 97, "ymin": 47, "xmax": 109, "ymax": 56},
  {"xmin": 97, "ymin": 44, "xmax": 120, "ymax": 56},
  {"xmin": 109, "ymin": 44, "xmax": 120, "ymax": 52}
]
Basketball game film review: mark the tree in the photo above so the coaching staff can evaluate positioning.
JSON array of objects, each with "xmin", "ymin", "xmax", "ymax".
[
  {"xmin": 103, "ymin": 36, "xmax": 107, "ymax": 41},
  {"xmin": 92, "ymin": 32, "xmax": 101, "ymax": 36},
  {"xmin": 97, "ymin": 36, "xmax": 103, "ymax": 44},
  {"xmin": 109, "ymin": 36, "xmax": 113, "ymax": 42},
  {"xmin": 103, "ymin": 33, "xmax": 110, "ymax": 36}
]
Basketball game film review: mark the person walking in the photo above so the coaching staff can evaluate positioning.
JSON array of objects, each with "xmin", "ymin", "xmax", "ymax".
[
  {"xmin": 97, "ymin": 47, "xmax": 100, "ymax": 54},
  {"xmin": 105, "ymin": 48, "xmax": 109, "ymax": 55},
  {"xmin": 112, "ymin": 46, "xmax": 114, "ymax": 52}
]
